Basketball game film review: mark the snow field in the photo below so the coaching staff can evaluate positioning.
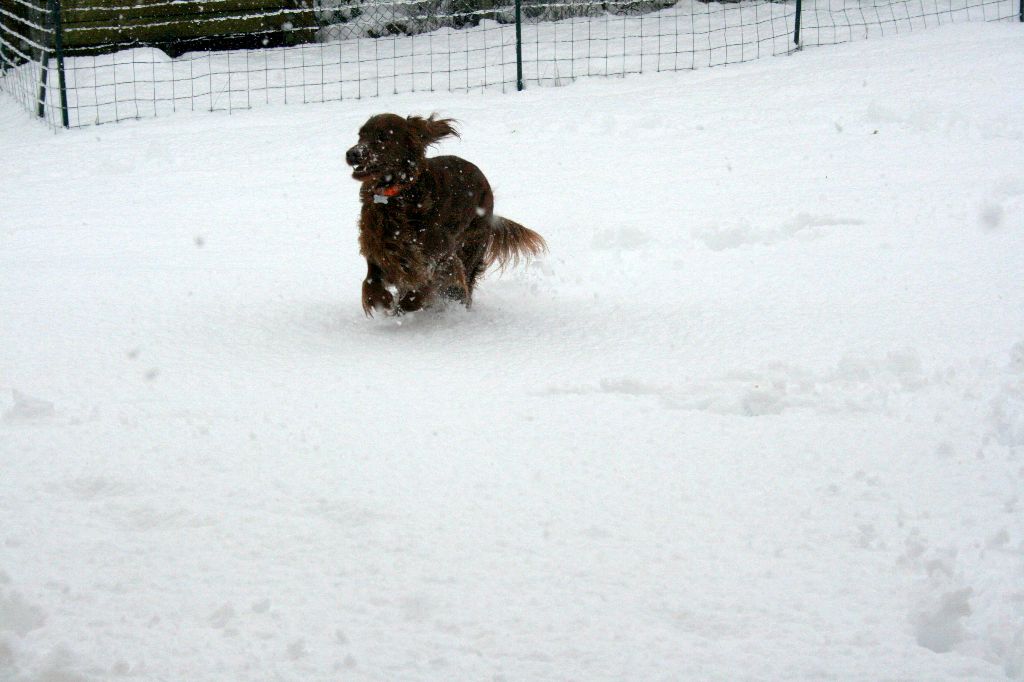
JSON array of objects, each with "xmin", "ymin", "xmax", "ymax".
[{"xmin": 2, "ymin": 22, "xmax": 1024, "ymax": 681}]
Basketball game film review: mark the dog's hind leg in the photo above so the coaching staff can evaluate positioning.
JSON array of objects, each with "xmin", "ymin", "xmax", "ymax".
[
  {"xmin": 459, "ymin": 227, "xmax": 491, "ymax": 301},
  {"xmin": 437, "ymin": 254, "xmax": 471, "ymax": 306}
]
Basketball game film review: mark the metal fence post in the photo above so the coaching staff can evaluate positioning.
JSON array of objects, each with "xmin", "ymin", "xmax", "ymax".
[
  {"xmin": 36, "ymin": 49, "xmax": 49, "ymax": 119},
  {"xmin": 35, "ymin": 0, "xmax": 50, "ymax": 119},
  {"xmin": 793, "ymin": 0, "xmax": 803, "ymax": 47},
  {"xmin": 49, "ymin": 0, "xmax": 69, "ymax": 127},
  {"xmin": 514, "ymin": 0, "xmax": 523, "ymax": 91}
]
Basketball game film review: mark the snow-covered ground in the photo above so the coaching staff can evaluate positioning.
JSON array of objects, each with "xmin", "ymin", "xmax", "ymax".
[{"xmin": 2, "ymin": 22, "xmax": 1024, "ymax": 681}]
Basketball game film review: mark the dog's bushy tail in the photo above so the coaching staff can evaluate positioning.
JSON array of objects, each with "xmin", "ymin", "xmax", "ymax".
[{"xmin": 485, "ymin": 216, "xmax": 547, "ymax": 271}]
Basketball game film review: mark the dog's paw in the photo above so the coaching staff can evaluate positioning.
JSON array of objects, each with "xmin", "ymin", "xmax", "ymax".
[
  {"xmin": 398, "ymin": 289, "xmax": 430, "ymax": 313},
  {"xmin": 362, "ymin": 297, "xmax": 394, "ymax": 317},
  {"xmin": 440, "ymin": 285, "xmax": 469, "ymax": 306},
  {"xmin": 362, "ymin": 281, "xmax": 394, "ymax": 317}
]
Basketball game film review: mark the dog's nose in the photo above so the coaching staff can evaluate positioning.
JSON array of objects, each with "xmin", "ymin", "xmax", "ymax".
[{"xmin": 346, "ymin": 145, "xmax": 366, "ymax": 166}]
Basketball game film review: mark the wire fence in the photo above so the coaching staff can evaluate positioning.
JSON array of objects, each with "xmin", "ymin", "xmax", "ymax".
[{"xmin": 0, "ymin": 0, "xmax": 1018, "ymax": 128}]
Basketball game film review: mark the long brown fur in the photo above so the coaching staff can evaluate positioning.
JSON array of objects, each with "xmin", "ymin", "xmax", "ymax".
[
  {"xmin": 487, "ymin": 217, "xmax": 548, "ymax": 271},
  {"xmin": 345, "ymin": 113, "xmax": 546, "ymax": 316}
]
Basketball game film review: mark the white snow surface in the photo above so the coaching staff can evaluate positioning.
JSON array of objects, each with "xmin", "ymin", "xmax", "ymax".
[{"xmin": 2, "ymin": 23, "xmax": 1024, "ymax": 681}]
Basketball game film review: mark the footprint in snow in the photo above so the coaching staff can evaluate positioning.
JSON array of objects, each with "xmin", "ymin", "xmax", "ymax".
[
  {"xmin": 693, "ymin": 213, "xmax": 863, "ymax": 251},
  {"xmin": 2, "ymin": 390, "xmax": 55, "ymax": 423}
]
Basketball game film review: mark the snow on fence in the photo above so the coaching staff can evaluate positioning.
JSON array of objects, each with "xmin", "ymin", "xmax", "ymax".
[{"xmin": 0, "ymin": 0, "xmax": 1017, "ymax": 128}]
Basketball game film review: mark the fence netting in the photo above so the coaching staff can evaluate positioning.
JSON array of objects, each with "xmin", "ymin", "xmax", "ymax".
[{"xmin": 0, "ymin": 0, "xmax": 1016, "ymax": 128}]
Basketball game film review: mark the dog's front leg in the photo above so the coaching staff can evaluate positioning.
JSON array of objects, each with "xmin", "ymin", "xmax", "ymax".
[
  {"xmin": 362, "ymin": 261, "xmax": 394, "ymax": 316},
  {"xmin": 397, "ymin": 286, "xmax": 433, "ymax": 313}
]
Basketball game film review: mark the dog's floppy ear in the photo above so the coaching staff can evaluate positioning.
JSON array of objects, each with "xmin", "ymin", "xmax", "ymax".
[{"xmin": 407, "ymin": 114, "xmax": 459, "ymax": 149}]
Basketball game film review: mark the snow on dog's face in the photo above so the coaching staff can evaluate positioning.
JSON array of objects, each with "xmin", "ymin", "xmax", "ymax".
[{"xmin": 345, "ymin": 113, "xmax": 458, "ymax": 188}]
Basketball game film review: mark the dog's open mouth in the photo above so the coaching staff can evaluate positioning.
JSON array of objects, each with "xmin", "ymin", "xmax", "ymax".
[{"xmin": 351, "ymin": 165, "xmax": 376, "ymax": 180}]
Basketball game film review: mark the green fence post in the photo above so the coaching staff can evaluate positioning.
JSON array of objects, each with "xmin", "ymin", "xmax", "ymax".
[
  {"xmin": 36, "ymin": 51, "xmax": 49, "ymax": 119},
  {"xmin": 793, "ymin": 0, "xmax": 802, "ymax": 47},
  {"xmin": 35, "ymin": 0, "xmax": 49, "ymax": 119},
  {"xmin": 49, "ymin": 0, "xmax": 69, "ymax": 127},
  {"xmin": 515, "ymin": 0, "xmax": 523, "ymax": 91}
]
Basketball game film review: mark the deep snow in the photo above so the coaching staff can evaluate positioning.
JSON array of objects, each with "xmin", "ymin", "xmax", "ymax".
[{"xmin": 2, "ymin": 22, "xmax": 1024, "ymax": 681}]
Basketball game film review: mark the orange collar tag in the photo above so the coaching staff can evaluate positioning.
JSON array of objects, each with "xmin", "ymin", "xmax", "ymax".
[{"xmin": 377, "ymin": 185, "xmax": 404, "ymax": 197}]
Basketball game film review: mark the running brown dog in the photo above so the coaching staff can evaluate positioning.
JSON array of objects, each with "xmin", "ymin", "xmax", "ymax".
[{"xmin": 345, "ymin": 113, "xmax": 546, "ymax": 315}]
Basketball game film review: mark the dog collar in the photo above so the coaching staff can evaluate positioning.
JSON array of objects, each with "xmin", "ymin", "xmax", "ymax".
[{"xmin": 373, "ymin": 182, "xmax": 411, "ymax": 204}]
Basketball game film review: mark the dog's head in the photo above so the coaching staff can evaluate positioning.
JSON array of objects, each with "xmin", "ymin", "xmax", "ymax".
[{"xmin": 345, "ymin": 113, "xmax": 459, "ymax": 188}]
